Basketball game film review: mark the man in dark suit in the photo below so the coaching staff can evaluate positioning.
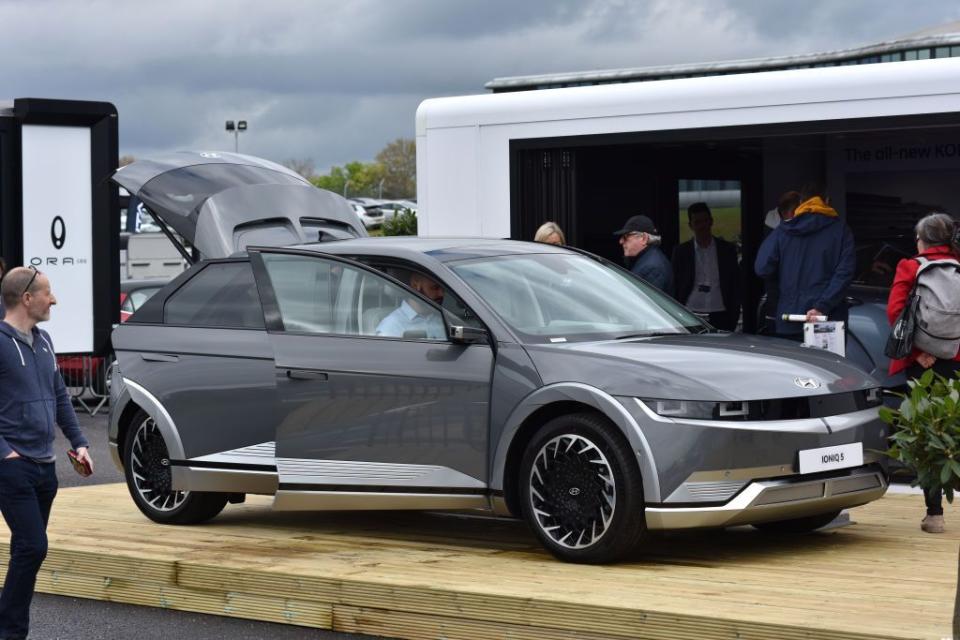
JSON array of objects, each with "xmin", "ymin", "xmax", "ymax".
[{"xmin": 671, "ymin": 202, "xmax": 741, "ymax": 330}]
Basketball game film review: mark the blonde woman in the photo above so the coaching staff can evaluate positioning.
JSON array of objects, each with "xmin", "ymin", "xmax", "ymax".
[{"xmin": 534, "ymin": 222, "xmax": 566, "ymax": 246}]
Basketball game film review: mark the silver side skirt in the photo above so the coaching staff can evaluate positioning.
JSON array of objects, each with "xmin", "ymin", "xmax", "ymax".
[
  {"xmin": 172, "ymin": 466, "xmax": 278, "ymax": 495},
  {"xmin": 273, "ymin": 490, "xmax": 491, "ymax": 511},
  {"xmin": 275, "ymin": 457, "xmax": 485, "ymax": 489},
  {"xmin": 173, "ymin": 445, "xmax": 491, "ymax": 510}
]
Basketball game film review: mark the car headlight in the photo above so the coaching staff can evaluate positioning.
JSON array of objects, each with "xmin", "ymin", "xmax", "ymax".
[
  {"xmin": 640, "ymin": 399, "xmax": 750, "ymax": 420},
  {"xmin": 640, "ymin": 388, "xmax": 883, "ymax": 422}
]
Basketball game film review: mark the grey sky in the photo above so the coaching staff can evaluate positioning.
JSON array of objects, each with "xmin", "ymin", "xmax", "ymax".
[{"xmin": 1, "ymin": 0, "xmax": 957, "ymax": 171}]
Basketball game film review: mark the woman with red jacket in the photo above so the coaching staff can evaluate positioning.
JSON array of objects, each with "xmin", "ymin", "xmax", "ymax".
[{"xmin": 886, "ymin": 212, "xmax": 960, "ymax": 534}]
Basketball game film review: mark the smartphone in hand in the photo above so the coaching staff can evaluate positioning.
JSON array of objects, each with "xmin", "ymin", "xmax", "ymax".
[{"xmin": 67, "ymin": 450, "xmax": 92, "ymax": 477}]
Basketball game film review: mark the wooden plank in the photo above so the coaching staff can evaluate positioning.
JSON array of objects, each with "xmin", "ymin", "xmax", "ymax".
[
  {"xmin": 9, "ymin": 484, "xmax": 953, "ymax": 640},
  {"xmin": 34, "ymin": 570, "xmax": 333, "ymax": 629}
]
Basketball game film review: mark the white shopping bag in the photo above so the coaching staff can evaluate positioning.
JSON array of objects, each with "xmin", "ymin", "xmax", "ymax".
[{"xmin": 803, "ymin": 320, "xmax": 845, "ymax": 356}]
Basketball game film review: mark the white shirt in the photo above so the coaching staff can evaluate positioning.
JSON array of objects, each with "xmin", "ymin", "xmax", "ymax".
[
  {"xmin": 684, "ymin": 238, "xmax": 725, "ymax": 313},
  {"xmin": 375, "ymin": 300, "xmax": 446, "ymax": 340}
]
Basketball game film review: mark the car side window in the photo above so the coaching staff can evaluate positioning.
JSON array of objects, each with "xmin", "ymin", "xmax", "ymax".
[
  {"xmin": 353, "ymin": 260, "xmax": 485, "ymax": 331},
  {"xmin": 164, "ymin": 262, "xmax": 265, "ymax": 329},
  {"xmin": 260, "ymin": 253, "xmax": 448, "ymax": 340}
]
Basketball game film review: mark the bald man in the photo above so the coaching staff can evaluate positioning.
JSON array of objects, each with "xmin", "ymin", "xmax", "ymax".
[{"xmin": 0, "ymin": 267, "xmax": 92, "ymax": 639}]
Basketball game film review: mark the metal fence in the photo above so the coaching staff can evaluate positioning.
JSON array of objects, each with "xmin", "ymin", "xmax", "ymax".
[{"xmin": 60, "ymin": 354, "xmax": 112, "ymax": 416}]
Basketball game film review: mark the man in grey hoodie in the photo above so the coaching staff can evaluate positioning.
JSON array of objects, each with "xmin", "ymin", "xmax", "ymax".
[{"xmin": 0, "ymin": 267, "xmax": 92, "ymax": 640}]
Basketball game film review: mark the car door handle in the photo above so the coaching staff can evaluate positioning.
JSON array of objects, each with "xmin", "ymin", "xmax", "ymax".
[
  {"xmin": 286, "ymin": 369, "xmax": 328, "ymax": 381},
  {"xmin": 141, "ymin": 353, "xmax": 180, "ymax": 363}
]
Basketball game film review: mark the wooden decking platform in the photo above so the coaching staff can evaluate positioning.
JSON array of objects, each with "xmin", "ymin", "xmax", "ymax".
[{"xmin": 6, "ymin": 484, "xmax": 957, "ymax": 639}]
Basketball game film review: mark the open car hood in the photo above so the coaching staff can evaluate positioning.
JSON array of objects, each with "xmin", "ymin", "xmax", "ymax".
[{"xmin": 111, "ymin": 151, "xmax": 367, "ymax": 259}]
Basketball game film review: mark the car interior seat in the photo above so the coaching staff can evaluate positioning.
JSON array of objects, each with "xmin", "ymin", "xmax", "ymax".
[{"xmin": 358, "ymin": 273, "xmax": 401, "ymax": 335}]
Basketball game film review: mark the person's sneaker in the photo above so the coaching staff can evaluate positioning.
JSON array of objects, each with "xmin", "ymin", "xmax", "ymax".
[{"xmin": 921, "ymin": 515, "xmax": 945, "ymax": 533}]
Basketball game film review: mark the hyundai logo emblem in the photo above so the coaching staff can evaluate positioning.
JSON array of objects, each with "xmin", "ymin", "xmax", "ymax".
[
  {"xmin": 794, "ymin": 377, "xmax": 821, "ymax": 389},
  {"xmin": 568, "ymin": 487, "xmax": 581, "ymax": 496},
  {"xmin": 50, "ymin": 216, "xmax": 66, "ymax": 250}
]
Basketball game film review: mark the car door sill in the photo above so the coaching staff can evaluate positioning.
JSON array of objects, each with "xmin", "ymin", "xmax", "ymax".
[
  {"xmin": 273, "ymin": 489, "xmax": 491, "ymax": 512},
  {"xmin": 172, "ymin": 465, "xmax": 278, "ymax": 495}
]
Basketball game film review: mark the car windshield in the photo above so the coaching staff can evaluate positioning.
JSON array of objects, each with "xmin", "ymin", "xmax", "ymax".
[{"xmin": 450, "ymin": 253, "xmax": 707, "ymax": 343}]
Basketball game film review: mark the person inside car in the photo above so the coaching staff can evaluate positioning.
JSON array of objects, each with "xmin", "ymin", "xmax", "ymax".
[{"xmin": 376, "ymin": 272, "xmax": 447, "ymax": 340}]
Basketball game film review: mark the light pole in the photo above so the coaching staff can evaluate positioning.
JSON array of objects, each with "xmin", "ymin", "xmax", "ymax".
[{"xmin": 225, "ymin": 120, "xmax": 247, "ymax": 152}]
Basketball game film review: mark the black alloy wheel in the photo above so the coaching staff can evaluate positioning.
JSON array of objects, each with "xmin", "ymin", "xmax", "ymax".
[
  {"xmin": 520, "ymin": 412, "xmax": 646, "ymax": 564},
  {"xmin": 122, "ymin": 409, "xmax": 227, "ymax": 524}
]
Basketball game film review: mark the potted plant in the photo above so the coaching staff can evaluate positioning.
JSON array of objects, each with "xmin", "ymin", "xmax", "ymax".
[{"xmin": 879, "ymin": 369, "xmax": 960, "ymax": 502}]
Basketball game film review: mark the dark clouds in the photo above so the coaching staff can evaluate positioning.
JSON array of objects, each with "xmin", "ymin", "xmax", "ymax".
[{"xmin": 0, "ymin": 0, "xmax": 957, "ymax": 170}]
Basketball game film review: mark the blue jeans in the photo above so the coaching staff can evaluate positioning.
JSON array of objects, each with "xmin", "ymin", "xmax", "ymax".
[{"xmin": 0, "ymin": 458, "xmax": 57, "ymax": 639}]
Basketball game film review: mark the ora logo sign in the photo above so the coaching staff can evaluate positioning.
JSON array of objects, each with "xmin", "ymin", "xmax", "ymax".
[
  {"xmin": 51, "ymin": 216, "xmax": 66, "ymax": 249},
  {"xmin": 30, "ymin": 215, "xmax": 85, "ymax": 267}
]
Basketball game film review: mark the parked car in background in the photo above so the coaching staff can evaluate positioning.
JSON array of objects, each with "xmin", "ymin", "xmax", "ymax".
[
  {"xmin": 350, "ymin": 198, "xmax": 384, "ymax": 228},
  {"xmin": 377, "ymin": 200, "xmax": 417, "ymax": 221},
  {"xmin": 348, "ymin": 201, "xmax": 379, "ymax": 228},
  {"xmin": 348, "ymin": 198, "xmax": 417, "ymax": 229},
  {"xmin": 119, "ymin": 278, "xmax": 169, "ymax": 322},
  {"xmin": 59, "ymin": 278, "xmax": 169, "ymax": 393}
]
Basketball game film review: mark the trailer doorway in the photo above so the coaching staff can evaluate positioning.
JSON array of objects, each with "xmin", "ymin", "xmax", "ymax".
[{"xmin": 510, "ymin": 113, "xmax": 960, "ymax": 333}]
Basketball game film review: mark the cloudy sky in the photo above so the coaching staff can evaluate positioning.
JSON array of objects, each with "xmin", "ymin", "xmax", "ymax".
[{"xmin": 2, "ymin": 0, "xmax": 958, "ymax": 172}]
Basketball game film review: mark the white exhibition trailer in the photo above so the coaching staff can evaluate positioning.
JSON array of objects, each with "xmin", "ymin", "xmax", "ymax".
[{"xmin": 415, "ymin": 57, "xmax": 960, "ymax": 329}]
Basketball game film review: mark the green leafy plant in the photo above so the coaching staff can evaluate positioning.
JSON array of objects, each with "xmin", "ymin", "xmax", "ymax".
[
  {"xmin": 879, "ymin": 369, "xmax": 960, "ymax": 502},
  {"xmin": 382, "ymin": 207, "xmax": 418, "ymax": 236}
]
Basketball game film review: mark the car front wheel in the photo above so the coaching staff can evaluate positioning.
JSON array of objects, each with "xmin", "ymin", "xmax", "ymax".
[
  {"xmin": 520, "ymin": 412, "xmax": 646, "ymax": 564},
  {"xmin": 123, "ymin": 409, "xmax": 227, "ymax": 524}
]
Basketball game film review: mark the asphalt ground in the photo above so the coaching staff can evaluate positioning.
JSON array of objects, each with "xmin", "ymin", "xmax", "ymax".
[{"xmin": 29, "ymin": 406, "xmax": 380, "ymax": 640}]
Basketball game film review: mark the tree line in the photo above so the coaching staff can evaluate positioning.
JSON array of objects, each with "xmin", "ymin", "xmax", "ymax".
[{"xmin": 284, "ymin": 137, "xmax": 416, "ymax": 200}]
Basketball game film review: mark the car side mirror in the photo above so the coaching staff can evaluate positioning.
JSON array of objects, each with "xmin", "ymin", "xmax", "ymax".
[{"xmin": 449, "ymin": 325, "xmax": 488, "ymax": 345}]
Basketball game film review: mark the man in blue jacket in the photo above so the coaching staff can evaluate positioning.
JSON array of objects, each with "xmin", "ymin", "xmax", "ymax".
[
  {"xmin": 0, "ymin": 266, "xmax": 92, "ymax": 640},
  {"xmin": 614, "ymin": 215, "xmax": 674, "ymax": 296},
  {"xmin": 754, "ymin": 183, "xmax": 856, "ymax": 338}
]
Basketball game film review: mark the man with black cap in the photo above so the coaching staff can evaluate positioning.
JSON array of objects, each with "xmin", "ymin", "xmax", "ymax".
[{"xmin": 614, "ymin": 215, "xmax": 674, "ymax": 296}]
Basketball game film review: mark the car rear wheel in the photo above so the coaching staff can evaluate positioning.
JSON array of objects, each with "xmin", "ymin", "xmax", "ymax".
[
  {"xmin": 752, "ymin": 510, "xmax": 842, "ymax": 534},
  {"xmin": 123, "ymin": 409, "xmax": 227, "ymax": 524},
  {"xmin": 520, "ymin": 412, "xmax": 646, "ymax": 564}
]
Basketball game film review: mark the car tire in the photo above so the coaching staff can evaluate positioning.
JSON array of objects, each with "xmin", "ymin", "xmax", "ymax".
[
  {"xmin": 752, "ymin": 510, "xmax": 842, "ymax": 534},
  {"xmin": 519, "ymin": 412, "xmax": 646, "ymax": 564},
  {"xmin": 122, "ymin": 409, "xmax": 227, "ymax": 525}
]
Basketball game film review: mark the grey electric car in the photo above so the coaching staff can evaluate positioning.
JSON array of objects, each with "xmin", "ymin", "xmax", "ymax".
[{"xmin": 108, "ymin": 154, "xmax": 889, "ymax": 563}]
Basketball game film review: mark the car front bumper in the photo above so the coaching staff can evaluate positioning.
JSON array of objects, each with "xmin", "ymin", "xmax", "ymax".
[
  {"xmin": 614, "ymin": 396, "xmax": 890, "ymax": 529},
  {"xmin": 644, "ymin": 464, "xmax": 887, "ymax": 529}
]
